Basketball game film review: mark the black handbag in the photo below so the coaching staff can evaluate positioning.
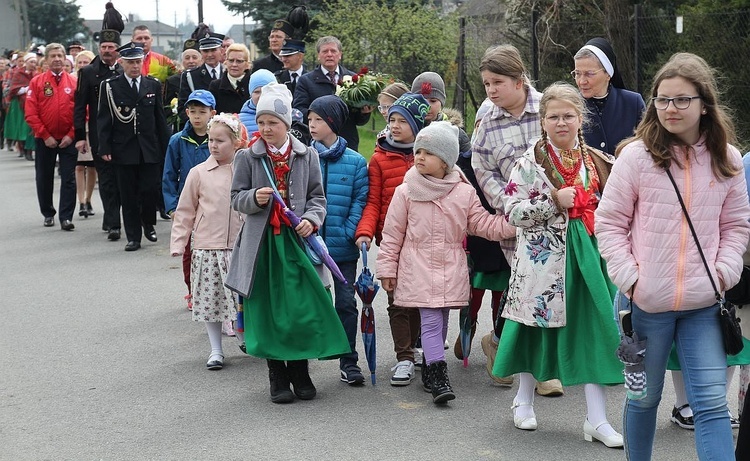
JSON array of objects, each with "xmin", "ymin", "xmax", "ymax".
[
  {"xmin": 665, "ymin": 167, "xmax": 744, "ymax": 355},
  {"xmin": 726, "ymin": 265, "xmax": 750, "ymax": 306}
]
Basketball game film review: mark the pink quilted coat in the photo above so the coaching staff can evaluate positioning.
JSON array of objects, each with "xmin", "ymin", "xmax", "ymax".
[
  {"xmin": 376, "ymin": 167, "xmax": 515, "ymax": 308},
  {"xmin": 596, "ymin": 139, "xmax": 750, "ymax": 313}
]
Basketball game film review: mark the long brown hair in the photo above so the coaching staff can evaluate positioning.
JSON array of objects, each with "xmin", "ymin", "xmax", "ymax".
[{"xmin": 617, "ymin": 52, "xmax": 739, "ymax": 179}]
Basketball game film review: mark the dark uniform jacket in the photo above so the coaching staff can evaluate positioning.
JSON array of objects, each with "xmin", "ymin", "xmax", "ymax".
[
  {"xmin": 208, "ymin": 71, "xmax": 251, "ymax": 114},
  {"xmin": 177, "ymin": 63, "xmax": 222, "ymax": 120},
  {"xmin": 73, "ymin": 56, "xmax": 122, "ymax": 154},
  {"xmin": 97, "ymin": 74, "xmax": 169, "ymax": 165},
  {"xmin": 583, "ymin": 85, "xmax": 645, "ymax": 156},
  {"xmin": 251, "ymin": 53, "xmax": 283, "ymax": 75},
  {"xmin": 293, "ymin": 66, "xmax": 370, "ymax": 151},
  {"xmin": 275, "ymin": 67, "xmax": 308, "ymax": 97}
]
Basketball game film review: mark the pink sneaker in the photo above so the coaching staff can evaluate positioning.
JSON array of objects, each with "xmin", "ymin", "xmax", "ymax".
[
  {"xmin": 184, "ymin": 294, "xmax": 193, "ymax": 310},
  {"xmin": 222, "ymin": 320, "xmax": 235, "ymax": 337}
]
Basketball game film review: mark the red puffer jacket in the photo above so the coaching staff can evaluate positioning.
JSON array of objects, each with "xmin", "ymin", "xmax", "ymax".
[{"xmin": 355, "ymin": 142, "xmax": 413, "ymax": 245}]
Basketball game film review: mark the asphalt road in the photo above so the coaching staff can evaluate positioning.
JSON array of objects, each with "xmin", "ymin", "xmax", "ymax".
[{"xmin": 0, "ymin": 147, "xmax": 740, "ymax": 460}]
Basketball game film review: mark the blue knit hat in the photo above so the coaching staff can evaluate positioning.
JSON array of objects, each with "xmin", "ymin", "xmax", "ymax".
[
  {"xmin": 248, "ymin": 69, "xmax": 277, "ymax": 95},
  {"xmin": 309, "ymin": 95, "xmax": 349, "ymax": 135},
  {"xmin": 388, "ymin": 93, "xmax": 429, "ymax": 137}
]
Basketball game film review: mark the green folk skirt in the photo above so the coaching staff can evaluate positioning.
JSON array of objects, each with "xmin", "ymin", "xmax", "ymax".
[
  {"xmin": 242, "ymin": 226, "xmax": 350, "ymax": 361},
  {"xmin": 667, "ymin": 337, "xmax": 750, "ymax": 369},
  {"xmin": 3, "ymin": 98, "xmax": 34, "ymax": 148},
  {"xmin": 493, "ymin": 219, "xmax": 624, "ymax": 386}
]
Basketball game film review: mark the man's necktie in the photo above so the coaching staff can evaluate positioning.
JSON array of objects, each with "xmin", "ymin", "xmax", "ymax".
[
  {"xmin": 327, "ymin": 71, "xmax": 336, "ymax": 84},
  {"xmin": 211, "ymin": 68, "xmax": 217, "ymax": 79},
  {"xmin": 291, "ymin": 72, "xmax": 298, "ymax": 83},
  {"xmin": 54, "ymin": 74, "xmax": 61, "ymax": 84},
  {"xmin": 131, "ymin": 78, "xmax": 138, "ymax": 97}
]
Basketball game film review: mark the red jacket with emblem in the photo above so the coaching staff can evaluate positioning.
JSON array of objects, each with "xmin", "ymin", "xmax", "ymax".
[
  {"xmin": 25, "ymin": 70, "xmax": 76, "ymax": 141},
  {"xmin": 355, "ymin": 139, "xmax": 414, "ymax": 245}
]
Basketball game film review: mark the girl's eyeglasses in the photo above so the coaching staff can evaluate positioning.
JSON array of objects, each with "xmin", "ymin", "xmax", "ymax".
[{"xmin": 652, "ymin": 96, "xmax": 701, "ymax": 110}]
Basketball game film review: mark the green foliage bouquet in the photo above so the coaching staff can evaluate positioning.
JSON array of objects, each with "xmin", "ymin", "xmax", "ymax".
[{"xmin": 336, "ymin": 67, "xmax": 397, "ymax": 109}]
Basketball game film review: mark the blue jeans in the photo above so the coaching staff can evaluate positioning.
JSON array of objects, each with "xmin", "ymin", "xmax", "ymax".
[
  {"xmin": 333, "ymin": 260, "xmax": 358, "ymax": 368},
  {"xmin": 622, "ymin": 293, "xmax": 732, "ymax": 460}
]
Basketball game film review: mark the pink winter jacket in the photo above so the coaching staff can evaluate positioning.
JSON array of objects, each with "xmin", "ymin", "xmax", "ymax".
[
  {"xmin": 170, "ymin": 156, "xmax": 243, "ymax": 254},
  {"xmin": 595, "ymin": 139, "xmax": 750, "ymax": 313},
  {"xmin": 376, "ymin": 167, "xmax": 515, "ymax": 308}
]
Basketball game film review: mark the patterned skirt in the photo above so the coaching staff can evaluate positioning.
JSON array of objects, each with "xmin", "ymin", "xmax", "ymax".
[
  {"xmin": 190, "ymin": 248, "xmax": 237, "ymax": 323},
  {"xmin": 493, "ymin": 219, "xmax": 624, "ymax": 386}
]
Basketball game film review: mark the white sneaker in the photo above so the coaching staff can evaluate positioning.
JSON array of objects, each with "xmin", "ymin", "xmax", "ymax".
[
  {"xmin": 390, "ymin": 360, "xmax": 415, "ymax": 386},
  {"xmin": 413, "ymin": 348, "xmax": 423, "ymax": 368}
]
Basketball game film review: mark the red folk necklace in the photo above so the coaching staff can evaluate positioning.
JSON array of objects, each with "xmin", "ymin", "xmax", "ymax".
[{"xmin": 547, "ymin": 142, "xmax": 582, "ymax": 186}]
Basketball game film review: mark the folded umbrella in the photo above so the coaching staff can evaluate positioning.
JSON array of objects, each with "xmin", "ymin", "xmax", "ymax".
[
  {"xmin": 355, "ymin": 243, "xmax": 379, "ymax": 385},
  {"xmin": 616, "ymin": 299, "xmax": 647, "ymax": 400},
  {"xmin": 269, "ymin": 189, "xmax": 347, "ymax": 284}
]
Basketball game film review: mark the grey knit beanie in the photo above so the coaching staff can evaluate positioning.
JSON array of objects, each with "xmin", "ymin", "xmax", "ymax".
[
  {"xmin": 414, "ymin": 121, "xmax": 459, "ymax": 169},
  {"xmin": 411, "ymin": 71, "xmax": 446, "ymax": 105},
  {"xmin": 256, "ymin": 83, "xmax": 293, "ymax": 128}
]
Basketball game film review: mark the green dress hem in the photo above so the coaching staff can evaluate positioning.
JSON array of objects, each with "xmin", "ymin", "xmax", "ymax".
[{"xmin": 492, "ymin": 219, "xmax": 624, "ymax": 386}]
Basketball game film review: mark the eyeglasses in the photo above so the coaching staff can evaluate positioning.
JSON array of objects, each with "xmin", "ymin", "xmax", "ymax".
[
  {"xmin": 545, "ymin": 114, "xmax": 579, "ymax": 124},
  {"xmin": 652, "ymin": 96, "xmax": 701, "ymax": 110},
  {"xmin": 377, "ymin": 104, "xmax": 391, "ymax": 113},
  {"xmin": 570, "ymin": 69, "xmax": 606, "ymax": 80}
]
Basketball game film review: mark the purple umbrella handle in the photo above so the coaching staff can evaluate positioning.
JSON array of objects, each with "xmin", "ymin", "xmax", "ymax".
[{"xmin": 269, "ymin": 190, "xmax": 347, "ymax": 284}]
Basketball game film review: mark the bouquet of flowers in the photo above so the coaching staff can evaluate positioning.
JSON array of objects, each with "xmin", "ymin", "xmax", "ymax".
[{"xmin": 336, "ymin": 67, "xmax": 398, "ymax": 109}]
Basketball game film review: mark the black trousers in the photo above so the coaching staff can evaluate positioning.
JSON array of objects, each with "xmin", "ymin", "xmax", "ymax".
[
  {"xmin": 93, "ymin": 155, "xmax": 121, "ymax": 230},
  {"xmin": 114, "ymin": 162, "xmax": 159, "ymax": 243},
  {"xmin": 737, "ymin": 387, "xmax": 750, "ymax": 459},
  {"xmin": 35, "ymin": 139, "xmax": 76, "ymax": 221}
]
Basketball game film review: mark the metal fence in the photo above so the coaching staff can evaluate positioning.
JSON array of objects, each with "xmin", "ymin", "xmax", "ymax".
[{"xmin": 455, "ymin": 7, "xmax": 750, "ymax": 150}]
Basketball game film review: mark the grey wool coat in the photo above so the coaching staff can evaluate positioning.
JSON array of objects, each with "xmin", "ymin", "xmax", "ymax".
[{"xmin": 225, "ymin": 134, "xmax": 329, "ymax": 298}]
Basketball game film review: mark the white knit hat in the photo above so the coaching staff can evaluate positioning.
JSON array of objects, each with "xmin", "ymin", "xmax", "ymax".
[
  {"xmin": 414, "ymin": 121, "xmax": 459, "ymax": 169},
  {"xmin": 256, "ymin": 83, "xmax": 293, "ymax": 128}
]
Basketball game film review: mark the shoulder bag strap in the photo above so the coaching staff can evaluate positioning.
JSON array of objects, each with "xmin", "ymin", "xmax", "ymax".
[{"xmin": 664, "ymin": 166, "xmax": 723, "ymax": 303}]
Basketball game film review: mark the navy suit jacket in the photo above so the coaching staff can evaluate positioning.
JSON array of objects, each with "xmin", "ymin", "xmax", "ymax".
[
  {"xmin": 97, "ymin": 75, "xmax": 169, "ymax": 165},
  {"xmin": 583, "ymin": 85, "xmax": 646, "ymax": 155},
  {"xmin": 293, "ymin": 66, "xmax": 370, "ymax": 151}
]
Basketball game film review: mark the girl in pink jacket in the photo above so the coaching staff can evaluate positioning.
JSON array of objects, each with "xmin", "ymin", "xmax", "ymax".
[
  {"xmin": 596, "ymin": 53, "xmax": 750, "ymax": 460},
  {"xmin": 376, "ymin": 121, "xmax": 515, "ymax": 404},
  {"xmin": 170, "ymin": 113, "xmax": 245, "ymax": 371}
]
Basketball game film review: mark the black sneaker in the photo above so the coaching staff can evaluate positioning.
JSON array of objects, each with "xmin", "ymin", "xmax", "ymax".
[
  {"xmin": 670, "ymin": 405, "xmax": 694, "ymax": 430},
  {"xmin": 340, "ymin": 364, "xmax": 365, "ymax": 385}
]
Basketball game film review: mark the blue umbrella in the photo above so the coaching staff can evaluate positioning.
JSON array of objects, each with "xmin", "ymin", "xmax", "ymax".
[{"xmin": 355, "ymin": 243, "xmax": 379, "ymax": 385}]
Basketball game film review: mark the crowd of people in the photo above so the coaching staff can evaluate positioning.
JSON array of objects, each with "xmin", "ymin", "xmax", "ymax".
[{"xmin": 2, "ymin": 4, "xmax": 750, "ymax": 459}]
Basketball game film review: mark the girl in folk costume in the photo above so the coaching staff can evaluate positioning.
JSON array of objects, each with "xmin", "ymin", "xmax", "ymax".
[
  {"xmin": 377, "ymin": 121, "xmax": 515, "ymax": 404},
  {"xmin": 493, "ymin": 83, "xmax": 624, "ymax": 447},
  {"xmin": 225, "ymin": 83, "xmax": 349, "ymax": 404},
  {"xmin": 170, "ymin": 113, "xmax": 245, "ymax": 370}
]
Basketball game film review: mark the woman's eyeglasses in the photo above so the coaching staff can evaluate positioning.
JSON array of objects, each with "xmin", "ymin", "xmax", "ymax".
[
  {"xmin": 570, "ymin": 69, "xmax": 606, "ymax": 80},
  {"xmin": 377, "ymin": 104, "xmax": 391, "ymax": 113},
  {"xmin": 652, "ymin": 96, "xmax": 701, "ymax": 110}
]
